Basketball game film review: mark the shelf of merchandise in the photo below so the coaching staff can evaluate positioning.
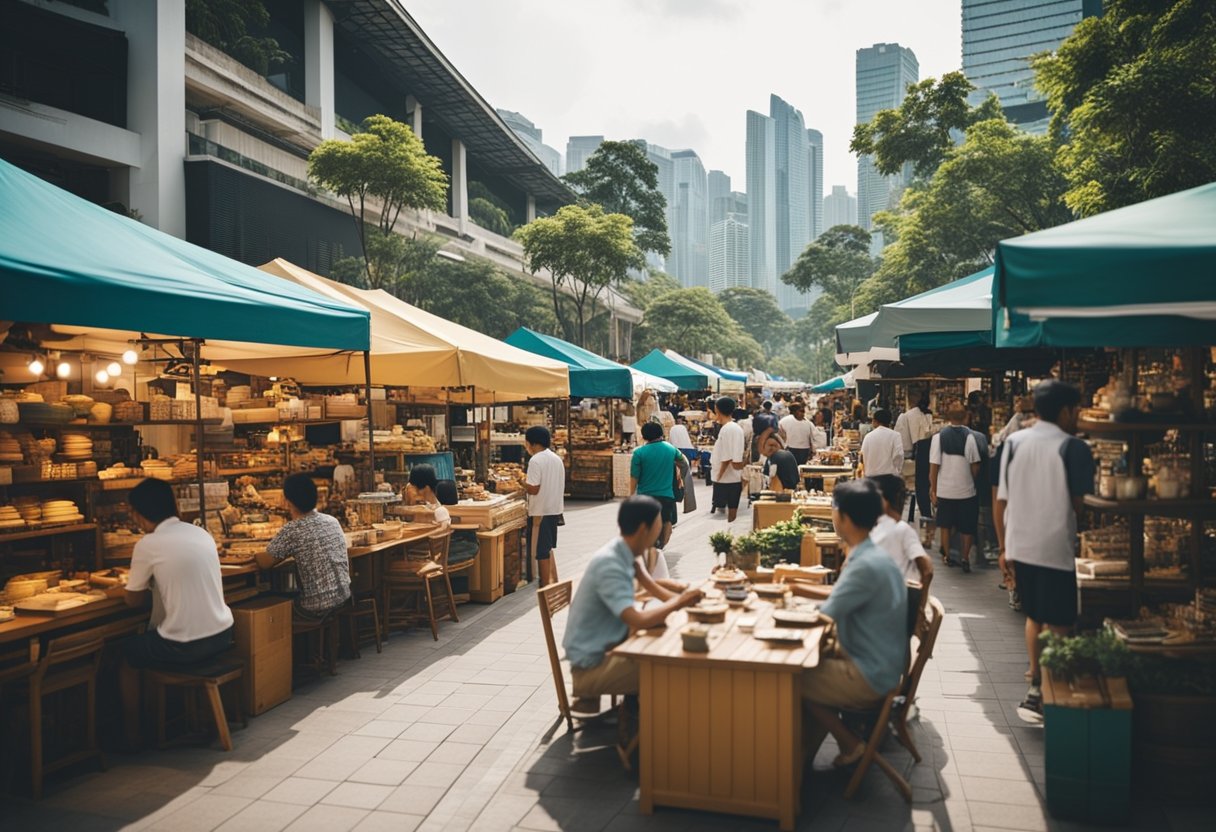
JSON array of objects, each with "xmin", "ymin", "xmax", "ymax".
[
  {"xmin": 1078, "ymin": 418, "xmax": 1213, "ymax": 435},
  {"xmin": 14, "ymin": 419, "xmax": 224, "ymax": 429},
  {"xmin": 0, "ymin": 522, "xmax": 98, "ymax": 545}
]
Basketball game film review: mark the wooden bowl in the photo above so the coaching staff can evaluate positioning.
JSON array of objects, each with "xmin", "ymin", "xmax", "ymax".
[{"xmin": 687, "ymin": 602, "xmax": 729, "ymax": 624}]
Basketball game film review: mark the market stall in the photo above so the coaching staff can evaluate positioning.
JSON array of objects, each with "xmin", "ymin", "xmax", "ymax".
[
  {"xmin": 663, "ymin": 350, "xmax": 746, "ymax": 397},
  {"xmin": 632, "ymin": 349, "xmax": 711, "ymax": 393}
]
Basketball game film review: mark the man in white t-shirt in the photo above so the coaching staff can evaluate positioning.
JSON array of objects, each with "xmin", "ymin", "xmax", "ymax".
[
  {"xmin": 524, "ymin": 425, "xmax": 566, "ymax": 587},
  {"xmin": 868, "ymin": 474, "xmax": 934, "ymax": 634},
  {"xmin": 929, "ymin": 405, "xmax": 982, "ymax": 571},
  {"xmin": 996, "ymin": 380, "xmax": 1093, "ymax": 723},
  {"xmin": 120, "ymin": 479, "xmax": 234, "ymax": 747},
  {"xmin": 779, "ymin": 403, "xmax": 814, "ymax": 465},
  {"xmin": 709, "ymin": 396, "xmax": 746, "ymax": 521},
  {"xmin": 859, "ymin": 408, "xmax": 904, "ymax": 477}
]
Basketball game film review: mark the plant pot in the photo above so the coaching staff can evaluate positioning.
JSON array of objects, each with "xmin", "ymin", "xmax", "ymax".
[{"xmin": 732, "ymin": 549, "xmax": 759, "ymax": 572}]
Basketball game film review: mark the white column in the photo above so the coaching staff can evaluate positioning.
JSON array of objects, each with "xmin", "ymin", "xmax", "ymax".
[
  {"xmin": 304, "ymin": 0, "xmax": 335, "ymax": 139},
  {"xmin": 112, "ymin": 0, "xmax": 186, "ymax": 236},
  {"xmin": 451, "ymin": 137, "xmax": 468, "ymax": 232},
  {"xmin": 406, "ymin": 95, "xmax": 422, "ymax": 138},
  {"xmin": 525, "ymin": 194, "xmax": 536, "ymax": 224}
]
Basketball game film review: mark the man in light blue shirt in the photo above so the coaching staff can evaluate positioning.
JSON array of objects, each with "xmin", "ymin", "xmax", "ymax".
[
  {"xmin": 803, "ymin": 479, "xmax": 908, "ymax": 767},
  {"xmin": 564, "ymin": 496, "xmax": 702, "ymax": 713}
]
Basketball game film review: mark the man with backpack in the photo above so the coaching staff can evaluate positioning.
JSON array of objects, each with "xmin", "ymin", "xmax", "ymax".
[{"xmin": 929, "ymin": 404, "xmax": 982, "ymax": 572}]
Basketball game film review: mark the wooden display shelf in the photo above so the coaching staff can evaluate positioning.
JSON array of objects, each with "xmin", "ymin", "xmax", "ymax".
[
  {"xmin": 228, "ymin": 418, "xmax": 340, "ymax": 426},
  {"xmin": 1078, "ymin": 418, "xmax": 1214, "ymax": 435},
  {"xmin": 17, "ymin": 419, "xmax": 224, "ymax": 429},
  {"xmin": 0, "ymin": 522, "xmax": 97, "ymax": 544},
  {"xmin": 216, "ymin": 466, "xmax": 284, "ymax": 476},
  {"xmin": 1083, "ymin": 495, "xmax": 1216, "ymax": 516}
]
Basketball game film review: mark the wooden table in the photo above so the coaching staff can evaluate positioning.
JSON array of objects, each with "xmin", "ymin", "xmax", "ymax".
[
  {"xmin": 752, "ymin": 499, "xmax": 833, "ymax": 530},
  {"xmin": 613, "ymin": 599, "xmax": 825, "ymax": 831}
]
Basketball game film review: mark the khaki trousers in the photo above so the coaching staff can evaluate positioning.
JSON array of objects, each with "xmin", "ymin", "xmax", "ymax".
[{"xmin": 571, "ymin": 654, "xmax": 639, "ymax": 697}]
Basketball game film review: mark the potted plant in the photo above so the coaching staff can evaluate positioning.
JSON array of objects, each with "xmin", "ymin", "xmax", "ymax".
[
  {"xmin": 755, "ymin": 518, "xmax": 805, "ymax": 569},
  {"xmin": 1038, "ymin": 631, "xmax": 1133, "ymax": 824},
  {"xmin": 732, "ymin": 533, "xmax": 760, "ymax": 572},
  {"xmin": 709, "ymin": 531, "xmax": 734, "ymax": 567}
]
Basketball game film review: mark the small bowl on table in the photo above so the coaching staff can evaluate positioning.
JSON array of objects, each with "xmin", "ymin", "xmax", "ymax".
[
  {"xmin": 681, "ymin": 624, "xmax": 711, "ymax": 652},
  {"xmin": 686, "ymin": 602, "xmax": 729, "ymax": 624}
]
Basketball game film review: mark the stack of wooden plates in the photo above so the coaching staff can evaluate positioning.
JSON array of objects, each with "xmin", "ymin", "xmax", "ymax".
[
  {"xmin": 40, "ymin": 499, "xmax": 83, "ymax": 525},
  {"xmin": 0, "ymin": 432, "xmax": 23, "ymax": 464},
  {"xmin": 58, "ymin": 434, "xmax": 93, "ymax": 460},
  {"xmin": 0, "ymin": 506, "xmax": 26, "ymax": 530},
  {"xmin": 226, "ymin": 386, "xmax": 251, "ymax": 406},
  {"xmin": 14, "ymin": 497, "xmax": 40, "ymax": 523}
]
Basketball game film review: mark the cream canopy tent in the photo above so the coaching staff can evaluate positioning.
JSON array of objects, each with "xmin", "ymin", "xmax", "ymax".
[{"xmin": 206, "ymin": 259, "xmax": 569, "ymax": 401}]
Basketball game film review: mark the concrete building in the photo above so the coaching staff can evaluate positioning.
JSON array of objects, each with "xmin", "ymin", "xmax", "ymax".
[
  {"xmin": 823, "ymin": 185, "xmax": 859, "ymax": 229},
  {"xmin": 745, "ymin": 110, "xmax": 777, "ymax": 297},
  {"xmin": 670, "ymin": 149, "xmax": 708, "ymax": 288},
  {"xmin": 806, "ymin": 128, "xmax": 824, "ymax": 240},
  {"xmin": 565, "ymin": 134, "xmax": 604, "ymax": 175},
  {"xmin": 0, "ymin": 0, "xmax": 640, "ymax": 347},
  {"xmin": 496, "ymin": 108, "xmax": 562, "ymax": 177},
  {"xmin": 962, "ymin": 0, "xmax": 1101, "ymax": 134},
  {"xmin": 708, "ymin": 169, "xmax": 731, "ymax": 223},
  {"xmin": 708, "ymin": 214, "xmax": 750, "ymax": 294},
  {"xmin": 856, "ymin": 43, "xmax": 919, "ymax": 240},
  {"xmin": 630, "ymin": 139, "xmax": 675, "ymax": 273}
]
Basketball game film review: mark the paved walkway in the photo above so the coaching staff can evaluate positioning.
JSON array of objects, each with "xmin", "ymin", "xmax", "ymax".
[{"xmin": 11, "ymin": 482, "xmax": 1216, "ymax": 831}]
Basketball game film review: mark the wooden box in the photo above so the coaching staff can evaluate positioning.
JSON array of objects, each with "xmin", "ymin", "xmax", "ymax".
[
  {"xmin": 470, "ymin": 519, "xmax": 524, "ymax": 603},
  {"xmin": 231, "ymin": 597, "xmax": 293, "ymax": 716}
]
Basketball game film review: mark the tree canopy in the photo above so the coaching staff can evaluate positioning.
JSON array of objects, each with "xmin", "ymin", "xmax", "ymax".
[
  {"xmin": 781, "ymin": 225, "xmax": 876, "ymax": 320},
  {"xmin": 1033, "ymin": 0, "xmax": 1216, "ymax": 216},
  {"xmin": 563, "ymin": 140, "xmax": 671, "ymax": 258},
  {"xmin": 718, "ymin": 287, "xmax": 793, "ymax": 360},
  {"xmin": 514, "ymin": 204, "xmax": 643, "ymax": 347},
  {"xmin": 636, "ymin": 287, "xmax": 761, "ymax": 367},
  {"xmin": 186, "ymin": 0, "xmax": 289, "ymax": 76}
]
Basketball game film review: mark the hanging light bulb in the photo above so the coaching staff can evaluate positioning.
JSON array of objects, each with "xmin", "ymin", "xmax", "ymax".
[
  {"xmin": 106, "ymin": 361, "xmax": 122, "ymax": 377},
  {"xmin": 122, "ymin": 349, "xmax": 139, "ymax": 365},
  {"xmin": 56, "ymin": 361, "xmax": 71, "ymax": 379},
  {"xmin": 28, "ymin": 357, "xmax": 45, "ymax": 376},
  {"xmin": 95, "ymin": 369, "xmax": 110, "ymax": 385}
]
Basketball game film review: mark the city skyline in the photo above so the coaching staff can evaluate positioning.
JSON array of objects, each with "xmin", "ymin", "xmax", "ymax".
[{"xmin": 409, "ymin": 0, "xmax": 961, "ymax": 198}]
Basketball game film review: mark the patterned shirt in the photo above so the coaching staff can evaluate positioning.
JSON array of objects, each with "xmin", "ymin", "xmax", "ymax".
[{"xmin": 267, "ymin": 511, "xmax": 351, "ymax": 613}]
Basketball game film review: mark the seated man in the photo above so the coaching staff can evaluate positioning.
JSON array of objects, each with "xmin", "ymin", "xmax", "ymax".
[
  {"xmin": 120, "ymin": 479, "xmax": 235, "ymax": 747},
  {"xmin": 564, "ymin": 496, "xmax": 702, "ymax": 714},
  {"xmin": 266, "ymin": 473, "xmax": 352, "ymax": 619},
  {"xmin": 437, "ymin": 479, "xmax": 479, "ymax": 568},
  {"xmin": 868, "ymin": 474, "xmax": 934, "ymax": 635},
  {"xmin": 802, "ymin": 479, "xmax": 908, "ymax": 767},
  {"xmin": 762, "ymin": 436, "xmax": 801, "ymax": 493}
]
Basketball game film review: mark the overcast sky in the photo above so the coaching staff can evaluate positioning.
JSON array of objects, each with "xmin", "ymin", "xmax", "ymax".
[{"xmin": 407, "ymin": 0, "xmax": 963, "ymax": 198}]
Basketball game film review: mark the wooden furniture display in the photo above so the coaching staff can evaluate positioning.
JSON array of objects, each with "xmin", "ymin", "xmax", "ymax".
[
  {"xmin": 145, "ymin": 657, "xmax": 245, "ymax": 752},
  {"xmin": 568, "ymin": 450, "xmax": 613, "ymax": 500},
  {"xmin": 469, "ymin": 519, "xmax": 523, "ymax": 603},
  {"xmin": 27, "ymin": 629, "xmax": 106, "ymax": 799},
  {"xmin": 231, "ymin": 597, "xmax": 292, "ymax": 716},
  {"xmin": 752, "ymin": 499, "xmax": 832, "ymax": 531},
  {"xmin": 612, "ymin": 599, "xmax": 825, "ymax": 831},
  {"xmin": 383, "ymin": 531, "xmax": 457, "ymax": 641}
]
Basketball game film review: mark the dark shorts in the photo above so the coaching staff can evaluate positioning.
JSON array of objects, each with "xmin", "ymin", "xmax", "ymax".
[
  {"xmin": 1014, "ymin": 560, "xmax": 1077, "ymax": 626},
  {"xmin": 712, "ymin": 481, "xmax": 743, "ymax": 510},
  {"xmin": 935, "ymin": 496, "xmax": 978, "ymax": 535},
  {"xmin": 790, "ymin": 447, "xmax": 811, "ymax": 465},
  {"xmin": 123, "ymin": 626, "xmax": 233, "ymax": 670},
  {"xmin": 528, "ymin": 514, "xmax": 560, "ymax": 561},
  {"xmin": 655, "ymin": 497, "xmax": 678, "ymax": 526}
]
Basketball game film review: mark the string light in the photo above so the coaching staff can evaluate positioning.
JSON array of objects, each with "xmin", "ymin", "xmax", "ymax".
[
  {"xmin": 28, "ymin": 357, "xmax": 44, "ymax": 376},
  {"xmin": 56, "ymin": 361, "xmax": 71, "ymax": 379},
  {"xmin": 106, "ymin": 361, "xmax": 122, "ymax": 377},
  {"xmin": 122, "ymin": 349, "xmax": 138, "ymax": 365},
  {"xmin": 95, "ymin": 369, "xmax": 110, "ymax": 385}
]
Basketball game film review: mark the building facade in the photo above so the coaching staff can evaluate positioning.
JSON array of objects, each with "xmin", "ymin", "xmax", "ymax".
[
  {"xmin": 670, "ymin": 149, "xmax": 708, "ymax": 288},
  {"xmin": 708, "ymin": 169, "xmax": 731, "ymax": 223},
  {"xmin": 806, "ymin": 128, "xmax": 824, "ymax": 241},
  {"xmin": 745, "ymin": 109, "xmax": 777, "ymax": 297},
  {"xmin": 823, "ymin": 185, "xmax": 859, "ymax": 229},
  {"xmin": 708, "ymin": 214, "xmax": 750, "ymax": 294},
  {"xmin": 496, "ymin": 108, "xmax": 562, "ymax": 177},
  {"xmin": 962, "ymin": 0, "xmax": 1101, "ymax": 134},
  {"xmin": 565, "ymin": 134, "xmax": 604, "ymax": 174},
  {"xmin": 855, "ymin": 43, "xmax": 919, "ymax": 239}
]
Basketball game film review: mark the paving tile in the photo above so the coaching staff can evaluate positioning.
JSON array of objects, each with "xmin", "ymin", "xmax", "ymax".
[
  {"xmin": 447, "ymin": 722, "xmax": 499, "ymax": 745},
  {"xmin": 352, "ymin": 720, "xmax": 412, "ymax": 739},
  {"xmin": 352, "ymin": 810, "xmax": 425, "ymax": 832},
  {"xmin": 378, "ymin": 739, "xmax": 442, "ymax": 762},
  {"xmin": 320, "ymin": 782, "xmax": 395, "ymax": 810},
  {"xmin": 147, "ymin": 794, "xmax": 252, "ymax": 831},
  {"xmin": 283, "ymin": 804, "xmax": 370, "ymax": 832},
  {"xmin": 403, "ymin": 761, "xmax": 467, "ymax": 788},
  {"xmin": 426, "ymin": 741, "xmax": 483, "ymax": 765},
  {"xmin": 967, "ymin": 800, "xmax": 1050, "ymax": 830},
  {"xmin": 211, "ymin": 773, "xmax": 286, "ymax": 799},
  {"xmin": 261, "ymin": 776, "xmax": 340, "ymax": 806},
  {"xmin": 400, "ymin": 722, "xmax": 458, "ymax": 741},
  {"xmin": 349, "ymin": 757, "xmax": 420, "ymax": 786},
  {"xmin": 215, "ymin": 800, "xmax": 308, "ymax": 832},
  {"xmin": 378, "ymin": 784, "xmax": 450, "ymax": 815},
  {"xmin": 420, "ymin": 706, "xmax": 477, "ymax": 725}
]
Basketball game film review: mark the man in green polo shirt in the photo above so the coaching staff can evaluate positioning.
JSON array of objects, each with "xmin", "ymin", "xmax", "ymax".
[{"xmin": 630, "ymin": 421, "xmax": 684, "ymax": 549}]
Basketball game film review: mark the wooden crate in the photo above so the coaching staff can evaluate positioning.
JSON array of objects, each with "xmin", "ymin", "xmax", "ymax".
[
  {"xmin": 231, "ymin": 597, "xmax": 293, "ymax": 716},
  {"xmin": 470, "ymin": 519, "xmax": 524, "ymax": 603}
]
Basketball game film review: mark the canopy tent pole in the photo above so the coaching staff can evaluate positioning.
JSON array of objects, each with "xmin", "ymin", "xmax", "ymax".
[
  {"xmin": 364, "ymin": 350, "xmax": 375, "ymax": 491},
  {"xmin": 191, "ymin": 340, "xmax": 206, "ymax": 528}
]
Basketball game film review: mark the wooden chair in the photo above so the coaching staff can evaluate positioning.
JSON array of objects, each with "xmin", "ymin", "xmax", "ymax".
[
  {"xmin": 293, "ymin": 613, "xmax": 340, "ymax": 677},
  {"xmin": 537, "ymin": 580, "xmax": 577, "ymax": 733},
  {"xmin": 383, "ymin": 530, "xmax": 456, "ymax": 640},
  {"xmin": 27, "ymin": 631, "xmax": 106, "ymax": 799},
  {"xmin": 145, "ymin": 657, "xmax": 246, "ymax": 752},
  {"xmin": 339, "ymin": 594, "xmax": 382, "ymax": 658}
]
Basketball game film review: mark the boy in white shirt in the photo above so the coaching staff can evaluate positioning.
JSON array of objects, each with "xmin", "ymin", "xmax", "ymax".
[
  {"xmin": 525, "ymin": 426, "xmax": 566, "ymax": 586},
  {"xmin": 869, "ymin": 474, "xmax": 934, "ymax": 633},
  {"xmin": 709, "ymin": 397, "xmax": 746, "ymax": 521}
]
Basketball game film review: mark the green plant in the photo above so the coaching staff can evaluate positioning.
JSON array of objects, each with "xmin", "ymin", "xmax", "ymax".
[
  {"xmin": 733, "ymin": 533, "xmax": 759, "ymax": 554},
  {"xmin": 753, "ymin": 518, "xmax": 805, "ymax": 569},
  {"xmin": 709, "ymin": 530, "xmax": 734, "ymax": 555},
  {"xmin": 1039, "ymin": 630, "xmax": 1134, "ymax": 682}
]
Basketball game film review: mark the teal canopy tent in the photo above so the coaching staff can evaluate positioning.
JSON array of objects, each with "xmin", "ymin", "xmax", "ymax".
[
  {"xmin": 680, "ymin": 354, "xmax": 749, "ymax": 383},
  {"xmin": 811, "ymin": 373, "xmax": 853, "ymax": 393},
  {"xmin": 505, "ymin": 327, "xmax": 633, "ymax": 398},
  {"xmin": 632, "ymin": 349, "xmax": 710, "ymax": 392},
  {"xmin": 993, "ymin": 182, "xmax": 1216, "ymax": 348},
  {"xmin": 834, "ymin": 312, "xmax": 899, "ymax": 367},
  {"xmin": 0, "ymin": 158, "xmax": 370, "ymax": 350}
]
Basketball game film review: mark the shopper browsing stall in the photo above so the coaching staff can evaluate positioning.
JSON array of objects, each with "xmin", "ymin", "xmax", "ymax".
[
  {"xmin": 709, "ymin": 397, "xmax": 746, "ymax": 521},
  {"xmin": 630, "ymin": 421, "xmax": 685, "ymax": 549},
  {"xmin": 525, "ymin": 425, "xmax": 565, "ymax": 587},
  {"xmin": 762, "ymin": 436, "xmax": 800, "ymax": 493},
  {"xmin": 929, "ymin": 405, "xmax": 982, "ymax": 571},
  {"xmin": 859, "ymin": 408, "xmax": 904, "ymax": 477},
  {"xmin": 779, "ymin": 403, "xmax": 814, "ymax": 464},
  {"xmin": 266, "ymin": 473, "xmax": 353, "ymax": 618}
]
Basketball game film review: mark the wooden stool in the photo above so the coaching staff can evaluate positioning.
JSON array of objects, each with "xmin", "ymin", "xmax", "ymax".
[
  {"xmin": 25, "ymin": 632, "xmax": 106, "ymax": 799},
  {"xmin": 339, "ymin": 594, "xmax": 382, "ymax": 658},
  {"xmin": 293, "ymin": 613, "xmax": 339, "ymax": 677},
  {"xmin": 145, "ymin": 657, "xmax": 246, "ymax": 752},
  {"xmin": 383, "ymin": 531, "xmax": 456, "ymax": 641}
]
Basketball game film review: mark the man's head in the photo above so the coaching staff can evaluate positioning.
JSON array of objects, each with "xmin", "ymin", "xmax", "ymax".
[
  {"xmin": 524, "ymin": 425, "xmax": 552, "ymax": 455},
  {"xmin": 129, "ymin": 479, "xmax": 178, "ymax": 531},
  {"xmin": 763, "ymin": 435, "xmax": 783, "ymax": 457},
  {"xmin": 408, "ymin": 463, "xmax": 439, "ymax": 496},
  {"xmin": 618, "ymin": 495, "xmax": 663, "ymax": 554},
  {"xmin": 872, "ymin": 408, "xmax": 892, "ymax": 428},
  {"xmin": 763, "ymin": 400, "xmax": 773, "ymax": 412},
  {"xmin": 831, "ymin": 479, "xmax": 884, "ymax": 542},
  {"xmin": 640, "ymin": 421, "xmax": 664, "ymax": 443},
  {"xmin": 1034, "ymin": 379, "xmax": 1082, "ymax": 432},
  {"xmin": 283, "ymin": 472, "xmax": 319, "ymax": 517},
  {"xmin": 714, "ymin": 396, "xmax": 736, "ymax": 424},
  {"xmin": 915, "ymin": 390, "xmax": 931, "ymax": 411},
  {"xmin": 868, "ymin": 474, "xmax": 906, "ymax": 516},
  {"xmin": 791, "ymin": 403, "xmax": 805, "ymax": 420},
  {"xmin": 813, "ymin": 409, "xmax": 825, "ymax": 426},
  {"xmin": 946, "ymin": 404, "xmax": 967, "ymax": 424}
]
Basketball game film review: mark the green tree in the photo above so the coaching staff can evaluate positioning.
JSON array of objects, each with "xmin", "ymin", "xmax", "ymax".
[
  {"xmin": 468, "ymin": 181, "xmax": 516, "ymax": 237},
  {"xmin": 781, "ymin": 225, "xmax": 876, "ymax": 321},
  {"xmin": 1033, "ymin": 0, "xmax": 1216, "ymax": 216},
  {"xmin": 719, "ymin": 287, "xmax": 793, "ymax": 360},
  {"xmin": 564, "ymin": 141, "xmax": 671, "ymax": 258},
  {"xmin": 851, "ymin": 72, "xmax": 1005, "ymax": 180},
  {"xmin": 308, "ymin": 115, "xmax": 448, "ymax": 288},
  {"xmin": 619, "ymin": 271, "xmax": 681, "ymax": 314},
  {"xmin": 515, "ymin": 204, "xmax": 643, "ymax": 347},
  {"xmin": 186, "ymin": 0, "xmax": 289, "ymax": 76},
  {"xmin": 636, "ymin": 288, "xmax": 731, "ymax": 358}
]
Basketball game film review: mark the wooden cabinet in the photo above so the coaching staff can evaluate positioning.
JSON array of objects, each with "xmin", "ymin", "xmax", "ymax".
[
  {"xmin": 470, "ymin": 519, "xmax": 524, "ymax": 603},
  {"xmin": 231, "ymin": 597, "xmax": 292, "ymax": 716}
]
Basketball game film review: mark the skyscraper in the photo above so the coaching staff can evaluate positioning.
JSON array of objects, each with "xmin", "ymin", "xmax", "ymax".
[
  {"xmin": 565, "ymin": 135, "xmax": 604, "ymax": 174},
  {"xmin": 496, "ymin": 109, "xmax": 563, "ymax": 177},
  {"xmin": 709, "ymin": 214, "xmax": 750, "ymax": 294},
  {"xmin": 631, "ymin": 140, "xmax": 676, "ymax": 273},
  {"xmin": 745, "ymin": 110, "xmax": 777, "ymax": 296},
  {"xmin": 823, "ymin": 185, "xmax": 858, "ymax": 229},
  {"xmin": 856, "ymin": 43, "xmax": 919, "ymax": 238},
  {"xmin": 671, "ymin": 149, "xmax": 708, "ymax": 288},
  {"xmin": 708, "ymin": 170, "xmax": 732, "ymax": 223},
  {"xmin": 962, "ymin": 0, "xmax": 1101, "ymax": 134},
  {"xmin": 770, "ymin": 96, "xmax": 810, "ymax": 282},
  {"xmin": 806, "ymin": 129, "xmax": 824, "ymax": 241}
]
